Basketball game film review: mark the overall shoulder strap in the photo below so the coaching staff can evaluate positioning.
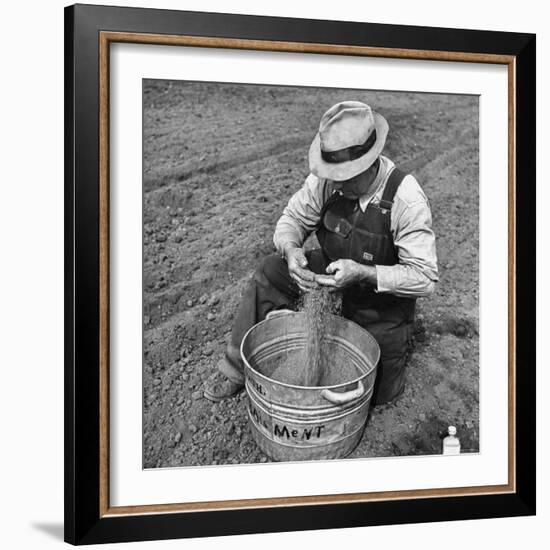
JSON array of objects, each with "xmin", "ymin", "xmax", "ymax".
[
  {"xmin": 320, "ymin": 185, "xmax": 343, "ymax": 216},
  {"xmin": 378, "ymin": 168, "xmax": 407, "ymax": 211}
]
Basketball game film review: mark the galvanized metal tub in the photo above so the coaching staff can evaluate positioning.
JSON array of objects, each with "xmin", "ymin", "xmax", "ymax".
[{"xmin": 241, "ymin": 311, "xmax": 380, "ymax": 462}]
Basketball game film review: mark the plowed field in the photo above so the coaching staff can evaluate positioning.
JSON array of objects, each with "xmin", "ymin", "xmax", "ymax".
[{"xmin": 142, "ymin": 80, "xmax": 479, "ymax": 468}]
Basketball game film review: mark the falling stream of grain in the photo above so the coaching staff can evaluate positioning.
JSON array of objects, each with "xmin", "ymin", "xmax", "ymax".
[
  {"xmin": 301, "ymin": 288, "xmax": 341, "ymax": 385},
  {"xmin": 270, "ymin": 288, "xmax": 342, "ymax": 386}
]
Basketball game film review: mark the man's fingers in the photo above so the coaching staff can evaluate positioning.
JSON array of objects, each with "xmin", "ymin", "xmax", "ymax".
[
  {"xmin": 292, "ymin": 263, "xmax": 315, "ymax": 282},
  {"xmin": 290, "ymin": 270, "xmax": 318, "ymax": 290},
  {"xmin": 315, "ymin": 274, "xmax": 337, "ymax": 287},
  {"xmin": 326, "ymin": 260, "xmax": 342, "ymax": 274},
  {"xmin": 297, "ymin": 254, "xmax": 308, "ymax": 268},
  {"xmin": 300, "ymin": 277, "xmax": 319, "ymax": 289},
  {"xmin": 288, "ymin": 248, "xmax": 308, "ymax": 268},
  {"xmin": 296, "ymin": 268, "xmax": 315, "ymax": 282},
  {"xmin": 295, "ymin": 279, "xmax": 318, "ymax": 291}
]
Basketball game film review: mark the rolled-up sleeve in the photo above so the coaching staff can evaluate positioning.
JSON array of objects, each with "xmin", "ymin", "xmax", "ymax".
[
  {"xmin": 376, "ymin": 177, "xmax": 439, "ymax": 298},
  {"xmin": 273, "ymin": 173, "xmax": 329, "ymax": 255}
]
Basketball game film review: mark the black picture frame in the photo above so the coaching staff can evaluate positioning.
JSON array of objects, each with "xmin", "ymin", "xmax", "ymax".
[{"xmin": 64, "ymin": 3, "xmax": 536, "ymax": 545}]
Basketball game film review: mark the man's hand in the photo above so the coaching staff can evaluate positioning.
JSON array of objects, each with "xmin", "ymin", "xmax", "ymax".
[
  {"xmin": 315, "ymin": 259, "xmax": 377, "ymax": 290},
  {"xmin": 285, "ymin": 247, "xmax": 318, "ymax": 293}
]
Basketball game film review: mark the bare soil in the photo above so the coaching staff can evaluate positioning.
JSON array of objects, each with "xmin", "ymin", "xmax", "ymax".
[{"xmin": 142, "ymin": 80, "xmax": 479, "ymax": 468}]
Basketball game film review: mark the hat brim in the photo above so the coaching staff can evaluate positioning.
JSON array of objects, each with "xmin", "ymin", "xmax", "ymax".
[{"xmin": 308, "ymin": 112, "xmax": 389, "ymax": 181}]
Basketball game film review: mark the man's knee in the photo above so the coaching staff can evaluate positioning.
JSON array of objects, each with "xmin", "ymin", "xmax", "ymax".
[
  {"xmin": 367, "ymin": 322, "xmax": 412, "ymax": 405},
  {"xmin": 372, "ymin": 354, "xmax": 407, "ymax": 405},
  {"xmin": 254, "ymin": 253, "xmax": 293, "ymax": 291},
  {"xmin": 257, "ymin": 253, "xmax": 286, "ymax": 278}
]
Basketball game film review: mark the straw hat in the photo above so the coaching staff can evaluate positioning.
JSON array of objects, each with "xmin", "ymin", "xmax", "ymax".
[{"xmin": 308, "ymin": 101, "xmax": 388, "ymax": 181}]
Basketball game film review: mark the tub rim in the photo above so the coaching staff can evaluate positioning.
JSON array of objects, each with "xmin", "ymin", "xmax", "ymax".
[{"xmin": 240, "ymin": 311, "xmax": 380, "ymax": 391}]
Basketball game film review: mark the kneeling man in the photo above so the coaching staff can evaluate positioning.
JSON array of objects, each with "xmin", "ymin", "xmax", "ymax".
[{"xmin": 204, "ymin": 101, "xmax": 438, "ymax": 405}]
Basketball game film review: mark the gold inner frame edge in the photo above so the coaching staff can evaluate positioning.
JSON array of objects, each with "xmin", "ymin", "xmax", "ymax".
[{"xmin": 98, "ymin": 31, "xmax": 517, "ymax": 517}]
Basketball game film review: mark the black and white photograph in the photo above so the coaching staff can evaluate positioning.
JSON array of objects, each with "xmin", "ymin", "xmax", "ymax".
[
  {"xmin": 142, "ymin": 80, "xmax": 479, "ymax": 468},
  {"xmin": 0, "ymin": 0, "xmax": 543, "ymax": 546}
]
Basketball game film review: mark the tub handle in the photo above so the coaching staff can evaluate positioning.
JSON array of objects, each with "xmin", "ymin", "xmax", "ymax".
[
  {"xmin": 266, "ymin": 309, "xmax": 294, "ymax": 320},
  {"xmin": 321, "ymin": 381, "xmax": 365, "ymax": 405}
]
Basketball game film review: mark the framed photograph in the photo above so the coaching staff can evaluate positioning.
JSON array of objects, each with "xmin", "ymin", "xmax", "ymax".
[{"xmin": 64, "ymin": 3, "xmax": 536, "ymax": 545}]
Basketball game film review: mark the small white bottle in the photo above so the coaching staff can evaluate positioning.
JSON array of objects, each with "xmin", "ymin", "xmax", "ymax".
[{"xmin": 442, "ymin": 426, "xmax": 461, "ymax": 455}]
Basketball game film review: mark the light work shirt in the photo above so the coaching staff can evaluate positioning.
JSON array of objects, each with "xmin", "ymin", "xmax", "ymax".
[{"xmin": 273, "ymin": 155, "xmax": 439, "ymax": 298}]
